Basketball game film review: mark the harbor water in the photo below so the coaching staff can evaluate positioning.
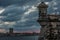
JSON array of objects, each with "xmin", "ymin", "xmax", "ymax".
[{"xmin": 0, "ymin": 36, "xmax": 39, "ymax": 40}]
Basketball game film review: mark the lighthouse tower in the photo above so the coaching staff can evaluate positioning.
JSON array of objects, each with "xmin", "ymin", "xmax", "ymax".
[{"xmin": 37, "ymin": 2, "xmax": 48, "ymax": 40}]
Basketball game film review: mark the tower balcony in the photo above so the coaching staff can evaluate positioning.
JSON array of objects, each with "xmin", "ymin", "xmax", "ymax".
[
  {"xmin": 37, "ymin": 17, "xmax": 60, "ymax": 22},
  {"xmin": 48, "ymin": 17, "xmax": 60, "ymax": 22},
  {"xmin": 37, "ymin": 18, "xmax": 48, "ymax": 22}
]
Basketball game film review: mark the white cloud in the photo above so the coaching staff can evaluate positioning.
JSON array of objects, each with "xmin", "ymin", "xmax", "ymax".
[
  {"xmin": 20, "ymin": 18, "xmax": 29, "ymax": 22},
  {"xmin": 53, "ymin": 7, "xmax": 58, "ymax": 10},
  {"xmin": 50, "ymin": 0, "xmax": 58, "ymax": 7},
  {"xmin": 0, "ymin": 21, "xmax": 16, "ymax": 28},
  {"xmin": 20, "ymin": 5, "xmax": 37, "ymax": 21},
  {"xmin": 23, "ymin": 5, "xmax": 30, "ymax": 10},
  {"xmin": 45, "ymin": 2, "xmax": 49, "ymax": 5},
  {"xmin": 24, "ymin": 5, "xmax": 37, "ymax": 15},
  {"xmin": 0, "ymin": 7, "xmax": 5, "ymax": 14},
  {"xmin": 0, "ymin": 21, "xmax": 15, "ymax": 25}
]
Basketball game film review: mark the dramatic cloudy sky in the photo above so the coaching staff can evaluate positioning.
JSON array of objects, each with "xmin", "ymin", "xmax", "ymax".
[{"xmin": 0, "ymin": 0, "xmax": 60, "ymax": 33}]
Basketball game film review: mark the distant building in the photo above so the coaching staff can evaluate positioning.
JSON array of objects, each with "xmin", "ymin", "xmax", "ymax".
[
  {"xmin": 9, "ymin": 28, "xmax": 13, "ymax": 34},
  {"xmin": 37, "ymin": 2, "xmax": 60, "ymax": 40}
]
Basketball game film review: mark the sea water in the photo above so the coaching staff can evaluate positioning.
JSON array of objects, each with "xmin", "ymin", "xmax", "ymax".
[{"xmin": 0, "ymin": 36, "xmax": 39, "ymax": 40}]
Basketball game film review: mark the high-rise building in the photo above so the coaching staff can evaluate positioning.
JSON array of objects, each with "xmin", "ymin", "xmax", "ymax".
[
  {"xmin": 9, "ymin": 28, "xmax": 13, "ymax": 34},
  {"xmin": 37, "ymin": 2, "xmax": 60, "ymax": 40}
]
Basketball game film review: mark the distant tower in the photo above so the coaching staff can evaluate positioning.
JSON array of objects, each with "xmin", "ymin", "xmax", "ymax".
[
  {"xmin": 9, "ymin": 28, "xmax": 13, "ymax": 34},
  {"xmin": 37, "ymin": 2, "xmax": 48, "ymax": 40}
]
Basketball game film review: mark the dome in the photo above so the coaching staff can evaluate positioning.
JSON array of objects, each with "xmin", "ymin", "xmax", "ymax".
[{"xmin": 37, "ymin": 2, "xmax": 48, "ymax": 8}]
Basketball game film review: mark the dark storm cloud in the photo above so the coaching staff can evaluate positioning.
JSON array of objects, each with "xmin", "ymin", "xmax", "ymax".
[
  {"xmin": 0, "ymin": 0, "xmax": 38, "ymax": 7},
  {"xmin": 44, "ymin": 0, "xmax": 52, "ymax": 2},
  {"xmin": 0, "ymin": 0, "xmax": 59, "ymax": 32},
  {"xmin": 0, "ymin": 0, "xmax": 25, "ymax": 7},
  {"xmin": 48, "ymin": 0, "xmax": 60, "ymax": 14},
  {"xmin": 0, "ymin": 5, "xmax": 27, "ymax": 22},
  {"xmin": 0, "ymin": 0, "xmax": 52, "ymax": 7},
  {"xmin": 0, "ymin": 0, "xmax": 39, "ymax": 22},
  {"xmin": 0, "ymin": 4, "xmax": 40, "ymax": 32}
]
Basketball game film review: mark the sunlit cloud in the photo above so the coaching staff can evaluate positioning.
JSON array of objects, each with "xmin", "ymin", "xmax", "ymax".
[
  {"xmin": 0, "ymin": 21, "xmax": 16, "ymax": 28},
  {"xmin": 0, "ymin": 29, "xmax": 6, "ymax": 33},
  {"xmin": 20, "ymin": 5, "xmax": 37, "ymax": 22},
  {"xmin": 0, "ymin": 21, "xmax": 16, "ymax": 25},
  {"xmin": 0, "ymin": 8, "xmax": 5, "ymax": 14},
  {"xmin": 45, "ymin": 2, "xmax": 49, "ymax": 5},
  {"xmin": 23, "ymin": 5, "xmax": 30, "ymax": 10},
  {"xmin": 24, "ymin": 5, "xmax": 37, "ymax": 15}
]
